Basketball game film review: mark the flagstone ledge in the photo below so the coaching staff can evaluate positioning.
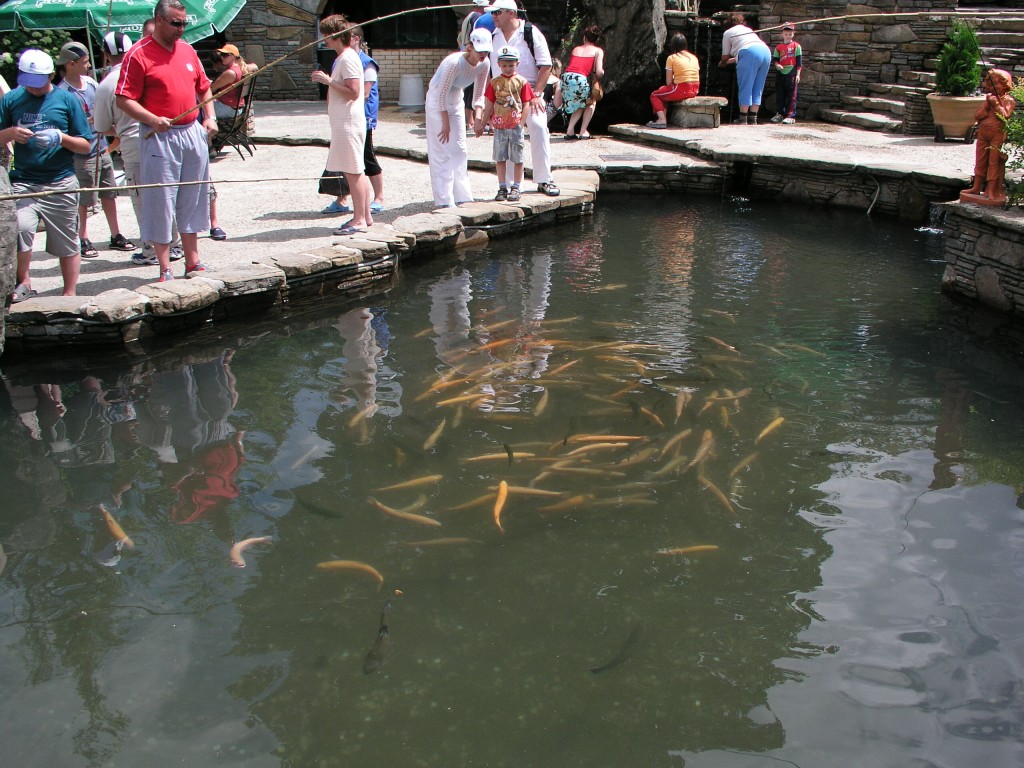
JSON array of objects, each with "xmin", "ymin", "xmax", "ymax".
[{"xmin": 3, "ymin": 171, "xmax": 599, "ymax": 356}]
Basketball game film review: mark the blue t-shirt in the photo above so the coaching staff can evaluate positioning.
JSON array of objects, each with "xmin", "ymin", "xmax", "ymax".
[
  {"xmin": 0, "ymin": 86, "xmax": 94, "ymax": 184},
  {"xmin": 473, "ymin": 11, "xmax": 495, "ymax": 33},
  {"xmin": 359, "ymin": 51, "xmax": 380, "ymax": 129}
]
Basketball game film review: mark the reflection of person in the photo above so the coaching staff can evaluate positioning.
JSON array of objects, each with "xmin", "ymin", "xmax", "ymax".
[
  {"xmin": 647, "ymin": 33, "xmax": 699, "ymax": 129},
  {"xmin": 719, "ymin": 13, "xmax": 771, "ymax": 125},
  {"xmin": 771, "ymin": 23, "xmax": 802, "ymax": 124},
  {"xmin": 210, "ymin": 44, "xmax": 257, "ymax": 121},
  {"xmin": 479, "ymin": 46, "xmax": 534, "ymax": 202},
  {"xmin": 312, "ymin": 14, "xmax": 371, "ymax": 235},
  {"xmin": 557, "ymin": 25, "xmax": 604, "ymax": 140},
  {"xmin": 962, "ymin": 68, "xmax": 1016, "ymax": 205},
  {"xmin": 116, "ymin": 0, "xmax": 218, "ymax": 282},
  {"xmin": 425, "ymin": 28, "xmax": 492, "ymax": 207},
  {"xmin": 0, "ymin": 48, "xmax": 93, "ymax": 302},
  {"xmin": 489, "ymin": 0, "xmax": 560, "ymax": 196},
  {"xmin": 55, "ymin": 41, "xmax": 136, "ymax": 258}
]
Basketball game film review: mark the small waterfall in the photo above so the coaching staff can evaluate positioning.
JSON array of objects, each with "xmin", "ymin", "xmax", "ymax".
[{"xmin": 915, "ymin": 203, "xmax": 947, "ymax": 234}]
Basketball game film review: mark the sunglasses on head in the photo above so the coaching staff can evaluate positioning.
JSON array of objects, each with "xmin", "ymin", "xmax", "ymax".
[{"xmin": 161, "ymin": 16, "xmax": 187, "ymax": 28}]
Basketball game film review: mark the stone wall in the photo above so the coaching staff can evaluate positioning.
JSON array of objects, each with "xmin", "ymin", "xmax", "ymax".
[{"xmin": 940, "ymin": 203, "xmax": 1024, "ymax": 315}]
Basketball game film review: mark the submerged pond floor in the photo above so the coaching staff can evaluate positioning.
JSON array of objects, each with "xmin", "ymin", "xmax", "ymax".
[{"xmin": 1, "ymin": 196, "xmax": 1023, "ymax": 767}]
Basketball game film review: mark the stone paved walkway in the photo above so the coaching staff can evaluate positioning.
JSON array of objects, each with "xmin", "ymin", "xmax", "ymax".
[{"xmin": 14, "ymin": 100, "xmax": 978, "ymax": 299}]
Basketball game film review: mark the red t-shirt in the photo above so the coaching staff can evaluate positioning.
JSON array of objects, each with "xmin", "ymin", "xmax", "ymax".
[{"xmin": 116, "ymin": 36, "xmax": 211, "ymax": 125}]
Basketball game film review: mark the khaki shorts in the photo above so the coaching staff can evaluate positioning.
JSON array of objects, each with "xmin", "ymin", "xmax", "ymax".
[
  {"xmin": 74, "ymin": 152, "xmax": 119, "ymax": 207},
  {"xmin": 15, "ymin": 175, "xmax": 80, "ymax": 258}
]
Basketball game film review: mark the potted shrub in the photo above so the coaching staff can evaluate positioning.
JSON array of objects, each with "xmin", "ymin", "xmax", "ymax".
[{"xmin": 927, "ymin": 20, "xmax": 985, "ymax": 142}]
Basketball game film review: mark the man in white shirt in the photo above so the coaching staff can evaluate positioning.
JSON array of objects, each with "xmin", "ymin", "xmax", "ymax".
[{"xmin": 488, "ymin": 0, "xmax": 559, "ymax": 196}]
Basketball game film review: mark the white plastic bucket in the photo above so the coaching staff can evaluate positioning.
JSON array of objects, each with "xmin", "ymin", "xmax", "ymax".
[{"xmin": 397, "ymin": 74, "xmax": 425, "ymax": 110}]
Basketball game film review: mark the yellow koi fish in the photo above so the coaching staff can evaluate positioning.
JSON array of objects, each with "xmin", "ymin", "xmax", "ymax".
[
  {"xmin": 684, "ymin": 430, "xmax": 715, "ymax": 472},
  {"xmin": 755, "ymin": 416, "xmax": 785, "ymax": 445},
  {"xmin": 422, "ymin": 418, "xmax": 447, "ymax": 451},
  {"xmin": 656, "ymin": 545, "xmax": 720, "ymax": 556},
  {"xmin": 538, "ymin": 494, "xmax": 592, "ymax": 512},
  {"xmin": 700, "ymin": 477, "xmax": 736, "ymax": 517},
  {"xmin": 660, "ymin": 428, "xmax": 693, "ymax": 459},
  {"xmin": 316, "ymin": 559, "xmax": 384, "ymax": 589},
  {"xmin": 368, "ymin": 497, "xmax": 442, "ymax": 527},
  {"xmin": 462, "ymin": 451, "xmax": 536, "ymax": 463},
  {"xmin": 535, "ymin": 388, "xmax": 550, "ymax": 417},
  {"xmin": 548, "ymin": 359, "xmax": 581, "ymax": 377},
  {"xmin": 728, "ymin": 451, "xmax": 759, "ymax": 478},
  {"xmin": 448, "ymin": 492, "xmax": 495, "ymax": 512},
  {"xmin": 229, "ymin": 536, "xmax": 272, "ymax": 568},
  {"xmin": 705, "ymin": 336, "xmax": 739, "ymax": 354},
  {"xmin": 493, "ymin": 480, "xmax": 509, "ymax": 534},
  {"xmin": 99, "ymin": 504, "xmax": 134, "ymax": 549},
  {"xmin": 375, "ymin": 474, "xmax": 443, "ymax": 492}
]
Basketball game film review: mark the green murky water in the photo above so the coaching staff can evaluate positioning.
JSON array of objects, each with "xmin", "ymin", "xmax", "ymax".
[{"xmin": 2, "ymin": 196, "xmax": 1022, "ymax": 767}]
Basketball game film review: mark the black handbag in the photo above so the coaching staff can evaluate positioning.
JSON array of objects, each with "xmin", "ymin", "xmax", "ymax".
[{"xmin": 318, "ymin": 169, "xmax": 349, "ymax": 197}]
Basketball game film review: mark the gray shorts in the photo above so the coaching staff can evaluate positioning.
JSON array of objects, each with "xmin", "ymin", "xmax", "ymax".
[
  {"xmin": 73, "ymin": 151, "xmax": 119, "ymax": 206},
  {"xmin": 139, "ymin": 121, "xmax": 211, "ymax": 245},
  {"xmin": 15, "ymin": 175, "xmax": 80, "ymax": 258},
  {"xmin": 492, "ymin": 126, "xmax": 525, "ymax": 164}
]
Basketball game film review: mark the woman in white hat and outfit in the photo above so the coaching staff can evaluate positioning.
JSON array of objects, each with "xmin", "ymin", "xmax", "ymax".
[{"xmin": 424, "ymin": 28, "xmax": 492, "ymax": 207}]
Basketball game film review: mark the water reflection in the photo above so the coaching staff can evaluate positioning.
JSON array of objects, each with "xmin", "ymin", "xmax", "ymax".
[{"xmin": 1, "ymin": 197, "xmax": 1022, "ymax": 767}]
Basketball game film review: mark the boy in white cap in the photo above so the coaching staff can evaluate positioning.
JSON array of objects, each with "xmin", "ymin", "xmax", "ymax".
[
  {"xmin": 56, "ymin": 40, "xmax": 136, "ymax": 257},
  {"xmin": 478, "ymin": 46, "xmax": 533, "ymax": 202},
  {"xmin": 488, "ymin": 0, "xmax": 560, "ymax": 196},
  {"xmin": 424, "ymin": 27, "xmax": 492, "ymax": 207},
  {"xmin": 0, "ymin": 49, "xmax": 93, "ymax": 301}
]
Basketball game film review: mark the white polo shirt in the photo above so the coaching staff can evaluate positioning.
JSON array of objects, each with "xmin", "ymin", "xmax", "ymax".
[{"xmin": 490, "ymin": 21, "xmax": 551, "ymax": 87}]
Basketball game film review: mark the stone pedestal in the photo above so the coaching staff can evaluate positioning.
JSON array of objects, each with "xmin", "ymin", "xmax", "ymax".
[
  {"xmin": 959, "ymin": 191, "xmax": 1006, "ymax": 207},
  {"xmin": 668, "ymin": 97, "xmax": 729, "ymax": 129}
]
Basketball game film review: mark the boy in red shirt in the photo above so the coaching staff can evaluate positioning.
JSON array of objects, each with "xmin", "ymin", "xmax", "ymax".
[
  {"xmin": 477, "ymin": 46, "xmax": 533, "ymax": 202},
  {"xmin": 771, "ymin": 22, "xmax": 802, "ymax": 124}
]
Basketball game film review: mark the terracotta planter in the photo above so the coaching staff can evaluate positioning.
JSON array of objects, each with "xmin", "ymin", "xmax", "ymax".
[{"xmin": 927, "ymin": 93, "xmax": 986, "ymax": 143}]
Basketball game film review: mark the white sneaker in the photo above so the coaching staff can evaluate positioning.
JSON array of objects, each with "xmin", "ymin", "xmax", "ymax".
[
  {"xmin": 770, "ymin": 114, "xmax": 784, "ymax": 123},
  {"xmin": 782, "ymin": 117, "xmax": 796, "ymax": 124},
  {"xmin": 169, "ymin": 245, "xmax": 185, "ymax": 261}
]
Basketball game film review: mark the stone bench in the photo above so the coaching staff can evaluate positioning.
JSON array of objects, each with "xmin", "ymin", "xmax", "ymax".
[{"xmin": 668, "ymin": 96, "xmax": 729, "ymax": 129}]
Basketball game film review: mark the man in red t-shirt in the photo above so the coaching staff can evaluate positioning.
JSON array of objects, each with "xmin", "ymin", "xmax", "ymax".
[{"xmin": 115, "ymin": 0, "xmax": 218, "ymax": 282}]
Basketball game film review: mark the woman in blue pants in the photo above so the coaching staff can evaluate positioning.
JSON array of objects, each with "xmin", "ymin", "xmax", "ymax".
[{"xmin": 719, "ymin": 13, "xmax": 772, "ymax": 124}]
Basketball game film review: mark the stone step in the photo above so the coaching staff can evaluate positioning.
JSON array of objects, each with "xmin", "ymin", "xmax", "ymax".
[
  {"xmin": 819, "ymin": 109, "xmax": 902, "ymax": 133},
  {"xmin": 841, "ymin": 94, "xmax": 906, "ymax": 116},
  {"xmin": 971, "ymin": 15, "xmax": 1024, "ymax": 32},
  {"xmin": 865, "ymin": 82, "xmax": 931, "ymax": 99},
  {"xmin": 977, "ymin": 30, "xmax": 1024, "ymax": 46},
  {"xmin": 901, "ymin": 70, "xmax": 936, "ymax": 87}
]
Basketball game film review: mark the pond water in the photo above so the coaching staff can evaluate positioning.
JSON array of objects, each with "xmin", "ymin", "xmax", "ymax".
[{"xmin": 1, "ymin": 196, "xmax": 1023, "ymax": 768}]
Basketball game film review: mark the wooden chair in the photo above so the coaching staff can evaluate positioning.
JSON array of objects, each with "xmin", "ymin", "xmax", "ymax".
[{"xmin": 212, "ymin": 74, "xmax": 258, "ymax": 160}]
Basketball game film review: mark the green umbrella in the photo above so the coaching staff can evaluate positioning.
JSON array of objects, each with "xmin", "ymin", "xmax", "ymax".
[{"xmin": 0, "ymin": 0, "xmax": 247, "ymax": 46}]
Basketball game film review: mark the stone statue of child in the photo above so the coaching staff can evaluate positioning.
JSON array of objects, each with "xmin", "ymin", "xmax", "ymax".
[{"xmin": 962, "ymin": 68, "xmax": 1016, "ymax": 205}]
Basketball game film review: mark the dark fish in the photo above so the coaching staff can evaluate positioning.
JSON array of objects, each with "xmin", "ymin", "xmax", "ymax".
[
  {"xmin": 503, "ymin": 442, "xmax": 514, "ymax": 466},
  {"xmin": 590, "ymin": 621, "xmax": 644, "ymax": 674},
  {"xmin": 363, "ymin": 599, "xmax": 392, "ymax": 674}
]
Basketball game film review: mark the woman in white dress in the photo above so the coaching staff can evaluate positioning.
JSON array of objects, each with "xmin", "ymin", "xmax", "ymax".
[
  {"xmin": 425, "ymin": 28, "xmax": 492, "ymax": 207},
  {"xmin": 312, "ymin": 14, "xmax": 371, "ymax": 234}
]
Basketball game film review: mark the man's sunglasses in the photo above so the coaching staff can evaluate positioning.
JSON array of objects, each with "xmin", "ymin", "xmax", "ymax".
[{"xmin": 161, "ymin": 16, "xmax": 187, "ymax": 29}]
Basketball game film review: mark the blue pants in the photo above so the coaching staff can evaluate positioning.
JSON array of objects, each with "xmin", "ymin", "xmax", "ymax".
[{"xmin": 736, "ymin": 44, "xmax": 771, "ymax": 108}]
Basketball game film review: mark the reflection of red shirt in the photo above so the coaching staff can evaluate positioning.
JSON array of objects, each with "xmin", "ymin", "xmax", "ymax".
[
  {"xmin": 116, "ymin": 36, "xmax": 211, "ymax": 124},
  {"xmin": 170, "ymin": 440, "xmax": 243, "ymax": 524}
]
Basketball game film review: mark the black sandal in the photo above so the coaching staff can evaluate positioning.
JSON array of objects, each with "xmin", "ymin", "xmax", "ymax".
[
  {"xmin": 109, "ymin": 233, "xmax": 136, "ymax": 251},
  {"xmin": 80, "ymin": 238, "xmax": 99, "ymax": 258}
]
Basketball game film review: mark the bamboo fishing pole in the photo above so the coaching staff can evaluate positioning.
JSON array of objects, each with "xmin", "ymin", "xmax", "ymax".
[
  {"xmin": 2, "ymin": 175, "xmax": 341, "ymax": 201},
  {"xmin": 145, "ymin": 2, "xmax": 483, "ymax": 136},
  {"xmin": 757, "ymin": 9, "xmax": 996, "ymax": 35}
]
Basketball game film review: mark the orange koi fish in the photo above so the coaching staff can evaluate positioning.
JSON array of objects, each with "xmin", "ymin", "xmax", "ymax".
[
  {"xmin": 368, "ymin": 497, "xmax": 442, "ymax": 527},
  {"xmin": 316, "ymin": 559, "xmax": 384, "ymax": 589},
  {"xmin": 99, "ymin": 504, "xmax": 134, "ymax": 549},
  {"xmin": 493, "ymin": 481, "xmax": 509, "ymax": 533},
  {"xmin": 376, "ymin": 474, "xmax": 443, "ymax": 492},
  {"xmin": 656, "ymin": 545, "xmax": 719, "ymax": 556}
]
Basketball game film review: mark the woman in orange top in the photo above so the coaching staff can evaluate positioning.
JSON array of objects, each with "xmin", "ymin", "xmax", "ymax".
[{"xmin": 647, "ymin": 33, "xmax": 699, "ymax": 129}]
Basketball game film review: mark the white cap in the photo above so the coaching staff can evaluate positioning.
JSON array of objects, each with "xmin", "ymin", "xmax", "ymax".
[
  {"xmin": 473, "ymin": 0, "xmax": 490, "ymax": 5},
  {"xmin": 17, "ymin": 49, "xmax": 54, "ymax": 88},
  {"xmin": 103, "ymin": 31, "xmax": 133, "ymax": 56},
  {"xmin": 497, "ymin": 45, "xmax": 519, "ymax": 61},
  {"xmin": 490, "ymin": 0, "xmax": 519, "ymax": 12},
  {"xmin": 468, "ymin": 28, "xmax": 493, "ymax": 53}
]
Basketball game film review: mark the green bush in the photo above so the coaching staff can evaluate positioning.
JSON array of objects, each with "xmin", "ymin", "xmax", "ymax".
[
  {"xmin": 1003, "ymin": 77, "xmax": 1024, "ymax": 206},
  {"xmin": 0, "ymin": 28, "xmax": 73, "ymax": 88},
  {"xmin": 935, "ymin": 20, "xmax": 981, "ymax": 97}
]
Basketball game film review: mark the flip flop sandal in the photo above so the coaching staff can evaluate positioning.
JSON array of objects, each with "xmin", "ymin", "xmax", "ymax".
[
  {"xmin": 109, "ymin": 233, "xmax": 136, "ymax": 251},
  {"xmin": 333, "ymin": 226, "xmax": 365, "ymax": 236},
  {"xmin": 80, "ymin": 238, "xmax": 99, "ymax": 258},
  {"xmin": 370, "ymin": 201, "xmax": 384, "ymax": 213},
  {"xmin": 10, "ymin": 284, "xmax": 38, "ymax": 304},
  {"xmin": 322, "ymin": 201, "xmax": 353, "ymax": 214}
]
